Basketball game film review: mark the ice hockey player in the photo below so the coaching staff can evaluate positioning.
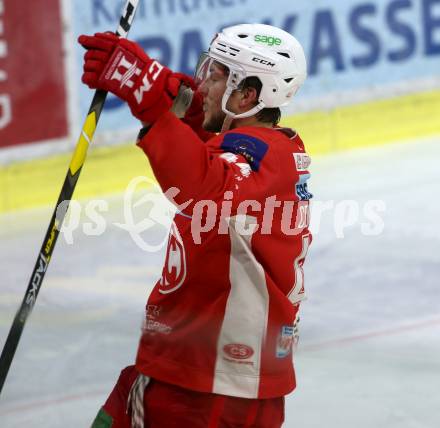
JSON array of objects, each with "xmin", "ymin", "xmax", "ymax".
[{"xmin": 79, "ymin": 23, "xmax": 312, "ymax": 428}]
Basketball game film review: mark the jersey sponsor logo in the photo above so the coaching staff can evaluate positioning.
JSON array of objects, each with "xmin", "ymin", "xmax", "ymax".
[
  {"xmin": 159, "ymin": 222, "xmax": 187, "ymax": 294},
  {"xmin": 144, "ymin": 319, "xmax": 172, "ymax": 335},
  {"xmin": 223, "ymin": 343, "xmax": 254, "ymax": 360},
  {"xmin": 295, "ymin": 173, "xmax": 313, "ymax": 201},
  {"xmin": 293, "ymin": 153, "xmax": 311, "ymax": 171},
  {"xmin": 143, "ymin": 305, "xmax": 172, "ymax": 335},
  {"xmin": 221, "ymin": 133, "xmax": 269, "ymax": 172},
  {"xmin": 146, "ymin": 304, "xmax": 161, "ymax": 319},
  {"xmin": 276, "ymin": 326, "xmax": 294, "ymax": 358}
]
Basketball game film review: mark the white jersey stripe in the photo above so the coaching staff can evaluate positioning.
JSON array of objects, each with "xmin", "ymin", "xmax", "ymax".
[{"xmin": 213, "ymin": 215, "xmax": 269, "ymax": 398}]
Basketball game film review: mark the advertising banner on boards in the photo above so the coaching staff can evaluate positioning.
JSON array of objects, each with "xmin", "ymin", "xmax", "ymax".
[
  {"xmin": 71, "ymin": 0, "xmax": 440, "ymax": 133},
  {"xmin": 0, "ymin": 0, "xmax": 68, "ymax": 148}
]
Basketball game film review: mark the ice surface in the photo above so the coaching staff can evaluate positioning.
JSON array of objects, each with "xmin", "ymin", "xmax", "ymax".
[{"xmin": 0, "ymin": 137, "xmax": 439, "ymax": 427}]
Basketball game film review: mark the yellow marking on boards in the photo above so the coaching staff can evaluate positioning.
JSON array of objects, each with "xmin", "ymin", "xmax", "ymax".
[
  {"xmin": 69, "ymin": 112, "xmax": 97, "ymax": 175},
  {"xmin": 0, "ymin": 143, "xmax": 155, "ymax": 213},
  {"xmin": 0, "ymin": 89, "xmax": 439, "ymax": 214},
  {"xmin": 281, "ymin": 90, "xmax": 440, "ymax": 156}
]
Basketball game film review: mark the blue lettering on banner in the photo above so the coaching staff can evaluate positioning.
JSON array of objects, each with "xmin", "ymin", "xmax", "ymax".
[
  {"xmin": 179, "ymin": 30, "xmax": 205, "ymax": 76},
  {"xmin": 92, "ymin": 0, "xmax": 112, "ymax": 25},
  {"xmin": 386, "ymin": 0, "xmax": 417, "ymax": 62},
  {"xmin": 74, "ymin": 0, "xmax": 440, "ymax": 131},
  {"xmin": 138, "ymin": 37, "xmax": 172, "ymax": 66},
  {"xmin": 309, "ymin": 10, "xmax": 345, "ymax": 75},
  {"xmin": 423, "ymin": 0, "xmax": 440, "ymax": 55},
  {"xmin": 350, "ymin": 4, "xmax": 380, "ymax": 68},
  {"xmin": 219, "ymin": 0, "xmax": 235, "ymax": 6},
  {"xmin": 92, "ymin": 0, "xmax": 250, "ymax": 24},
  {"xmin": 282, "ymin": 15, "xmax": 298, "ymax": 34},
  {"xmin": 221, "ymin": 133, "xmax": 269, "ymax": 172},
  {"xmin": 155, "ymin": 0, "xmax": 177, "ymax": 16}
]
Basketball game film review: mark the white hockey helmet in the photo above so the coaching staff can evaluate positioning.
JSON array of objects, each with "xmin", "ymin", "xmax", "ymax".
[{"xmin": 195, "ymin": 23, "xmax": 307, "ymax": 120}]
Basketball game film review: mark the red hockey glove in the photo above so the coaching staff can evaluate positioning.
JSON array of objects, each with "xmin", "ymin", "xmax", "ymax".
[{"xmin": 78, "ymin": 32, "xmax": 193, "ymax": 123}]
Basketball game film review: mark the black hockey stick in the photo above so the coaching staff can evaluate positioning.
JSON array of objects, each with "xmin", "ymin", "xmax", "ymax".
[{"xmin": 0, "ymin": 0, "xmax": 140, "ymax": 396}]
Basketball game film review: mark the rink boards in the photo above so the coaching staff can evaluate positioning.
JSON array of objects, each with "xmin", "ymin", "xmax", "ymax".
[{"xmin": 0, "ymin": 87, "xmax": 439, "ymax": 213}]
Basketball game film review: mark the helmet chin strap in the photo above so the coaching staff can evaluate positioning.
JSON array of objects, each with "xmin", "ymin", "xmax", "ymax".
[
  {"xmin": 220, "ymin": 87, "xmax": 266, "ymax": 132},
  {"xmin": 221, "ymin": 115, "xmax": 234, "ymax": 133}
]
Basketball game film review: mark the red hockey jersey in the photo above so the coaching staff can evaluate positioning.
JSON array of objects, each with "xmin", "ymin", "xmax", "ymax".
[{"xmin": 135, "ymin": 111, "xmax": 312, "ymax": 399}]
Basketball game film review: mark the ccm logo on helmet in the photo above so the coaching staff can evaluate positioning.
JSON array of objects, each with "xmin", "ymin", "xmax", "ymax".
[
  {"xmin": 223, "ymin": 343, "xmax": 254, "ymax": 360},
  {"xmin": 252, "ymin": 57, "xmax": 275, "ymax": 67}
]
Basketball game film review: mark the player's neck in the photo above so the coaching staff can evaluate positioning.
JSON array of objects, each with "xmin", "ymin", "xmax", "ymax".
[{"xmin": 230, "ymin": 115, "xmax": 273, "ymax": 130}]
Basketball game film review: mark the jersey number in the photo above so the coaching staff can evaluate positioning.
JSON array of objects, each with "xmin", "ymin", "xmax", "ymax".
[{"xmin": 287, "ymin": 234, "xmax": 310, "ymax": 304}]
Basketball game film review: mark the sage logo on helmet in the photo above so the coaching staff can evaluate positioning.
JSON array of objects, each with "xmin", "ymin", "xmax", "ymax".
[{"xmin": 254, "ymin": 34, "xmax": 282, "ymax": 46}]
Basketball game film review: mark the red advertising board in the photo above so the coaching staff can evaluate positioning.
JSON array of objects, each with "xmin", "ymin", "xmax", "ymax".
[{"xmin": 0, "ymin": 0, "xmax": 68, "ymax": 148}]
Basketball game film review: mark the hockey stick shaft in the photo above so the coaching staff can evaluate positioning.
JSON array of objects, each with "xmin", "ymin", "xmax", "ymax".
[{"xmin": 0, "ymin": 0, "xmax": 140, "ymax": 396}]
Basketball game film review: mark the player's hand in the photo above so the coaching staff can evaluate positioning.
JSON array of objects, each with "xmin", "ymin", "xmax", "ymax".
[
  {"xmin": 168, "ymin": 73, "xmax": 206, "ymax": 131},
  {"xmin": 181, "ymin": 87, "xmax": 204, "ymax": 130},
  {"xmin": 78, "ymin": 32, "xmax": 193, "ymax": 123}
]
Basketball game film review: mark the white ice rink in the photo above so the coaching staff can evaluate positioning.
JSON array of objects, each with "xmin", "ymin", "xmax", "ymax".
[{"xmin": 1, "ymin": 138, "xmax": 439, "ymax": 427}]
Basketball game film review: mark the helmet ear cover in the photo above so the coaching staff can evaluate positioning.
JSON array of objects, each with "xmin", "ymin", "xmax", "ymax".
[{"xmin": 236, "ymin": 77, "xmax": 282, "ymax": 125}]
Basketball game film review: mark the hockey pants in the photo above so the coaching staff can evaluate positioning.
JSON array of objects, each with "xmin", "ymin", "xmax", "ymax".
[{"xmin": 90, "ymin": 365, "xmax": 285, "ymax": 428}]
